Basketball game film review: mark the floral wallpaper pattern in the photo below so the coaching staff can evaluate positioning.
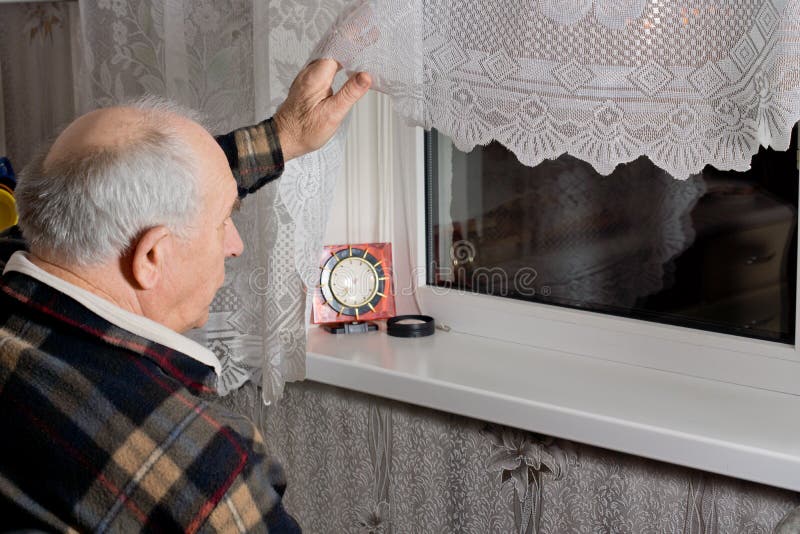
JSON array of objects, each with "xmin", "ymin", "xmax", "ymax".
[{"xmin": 221, "ymin": 381, "xmax": 800, "ymax": 533}]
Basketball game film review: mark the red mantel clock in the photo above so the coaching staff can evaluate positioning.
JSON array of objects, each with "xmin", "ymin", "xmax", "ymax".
[{"xmin": 312, "ymin": 242, "xmax": 396, "ymax": 326}]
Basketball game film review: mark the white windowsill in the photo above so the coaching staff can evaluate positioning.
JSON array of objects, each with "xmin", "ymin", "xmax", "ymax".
[{"xmin": 306, "ymin": 324, "xmax": 800, "ymax": 493}]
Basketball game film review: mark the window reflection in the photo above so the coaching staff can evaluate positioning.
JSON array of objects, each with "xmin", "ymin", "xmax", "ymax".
[{"xmin": 427, "ymin": 128, "xmax": 798, "ymax": 343}]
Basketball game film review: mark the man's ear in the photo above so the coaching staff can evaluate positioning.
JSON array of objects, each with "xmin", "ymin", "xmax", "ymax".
[{"xmin": 130, "ymin": 226, "xmax": 171, "ymax": 290}]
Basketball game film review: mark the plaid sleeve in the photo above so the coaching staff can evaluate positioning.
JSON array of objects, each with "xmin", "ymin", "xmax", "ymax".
[
  {"xmin": 198, "ymin": 416, "xmax": 301, "ymax": 534},
  {"xmin": 216, "ymin": 117, "xmax": 285, "ymax": 200}
]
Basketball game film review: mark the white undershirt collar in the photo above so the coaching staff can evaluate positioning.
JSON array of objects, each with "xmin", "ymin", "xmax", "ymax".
[{"xmin": 3, "ymin": 251, "xmax": 221, "ymax": 375}]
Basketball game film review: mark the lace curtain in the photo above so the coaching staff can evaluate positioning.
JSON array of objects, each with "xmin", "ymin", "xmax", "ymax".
[
  {"xmin": 71, "ymin": 0, "xmax": 800, "ymax": 403},
  {"xmin": 318, "ymin": 0, "xmax": 800, "ymax": 179}
]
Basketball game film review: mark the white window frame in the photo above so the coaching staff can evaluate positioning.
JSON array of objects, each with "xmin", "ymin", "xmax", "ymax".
[{"xmin": 404, "ymin": 127, "xmax": 800, "ymax": 396}]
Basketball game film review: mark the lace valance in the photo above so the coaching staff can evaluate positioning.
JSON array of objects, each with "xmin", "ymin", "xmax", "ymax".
[{"xmin": 318, "ymin": 0, "xmax": 800, "ymax": 178}]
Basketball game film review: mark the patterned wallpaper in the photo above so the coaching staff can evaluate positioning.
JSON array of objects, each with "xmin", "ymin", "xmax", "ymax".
[{"xmin": 221, "ymin": 380, "xmax": 800, "ymax": 533}]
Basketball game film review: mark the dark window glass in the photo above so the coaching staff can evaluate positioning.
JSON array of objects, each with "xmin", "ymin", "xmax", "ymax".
[{"xmin": 426, "ymin": 128, "xmax": 798, "ymax": 343}]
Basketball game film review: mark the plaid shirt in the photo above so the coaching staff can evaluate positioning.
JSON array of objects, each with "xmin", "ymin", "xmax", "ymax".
[{"xmin": 0, "ymin": 118, "xmax": 298, "ymax": 532}]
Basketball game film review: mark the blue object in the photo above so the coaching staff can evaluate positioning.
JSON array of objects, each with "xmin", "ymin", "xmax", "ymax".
[
  {"xmin": 0, "ymin": 157, "xmax": 18, "ymax": 231},
  {"xmin": 0, "ymin": 157, "xmax": 15, "ymax": 188}
]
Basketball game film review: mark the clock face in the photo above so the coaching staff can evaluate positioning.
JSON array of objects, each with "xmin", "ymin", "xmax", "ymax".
[
  {"xmin": 329, "ymin": 257, "xmax": 378, "ymax": 307},
  {"xmin": 319, "ymin": 246, "xmax": 388, "ymax": 320}
]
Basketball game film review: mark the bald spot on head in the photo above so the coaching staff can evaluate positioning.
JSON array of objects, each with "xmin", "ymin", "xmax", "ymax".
[
  {"xmin": 45, "ymin": 106, "xmax": 208, "ymax": 170},
  {"xmin": 42, "ymin": 105, "xmax": 234, "ymax": 225}
]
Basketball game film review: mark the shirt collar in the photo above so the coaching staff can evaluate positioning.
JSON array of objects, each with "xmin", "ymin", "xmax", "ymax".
[{"xmin": 2, "ymin": 251, "xmax": 221, "ymax": 376}]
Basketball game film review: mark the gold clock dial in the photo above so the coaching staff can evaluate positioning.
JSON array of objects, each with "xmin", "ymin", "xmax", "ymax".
[{"xmin": 329, "ymin": 257, "xmax": 378, "ymax": 308}]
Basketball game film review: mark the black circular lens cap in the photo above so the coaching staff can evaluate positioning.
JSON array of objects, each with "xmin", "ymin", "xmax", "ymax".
[{"xmin": 387, "ymin": 315, "xmax": 435, "ymax": 338}]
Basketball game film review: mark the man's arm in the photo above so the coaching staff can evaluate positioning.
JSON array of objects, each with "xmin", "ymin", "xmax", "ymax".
[
  {"xmin": 217, "ymin": 59, "xmax": 371, "ymax": 200},
  {"xmin": 215, "ymin": 117, "xmax": 285, "ymax": 199},
  {"xmin": 200, "ymin": 463, "xmax": 301, "ymax": 533},
  {"xmin": 194, "ymin": 408, "xmax": 301, "ymax": 533}
]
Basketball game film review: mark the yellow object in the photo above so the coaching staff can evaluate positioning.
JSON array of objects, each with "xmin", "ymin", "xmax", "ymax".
[{"xmin": 0, "ymin": 187, "xmax": 18, "ymax": 231}]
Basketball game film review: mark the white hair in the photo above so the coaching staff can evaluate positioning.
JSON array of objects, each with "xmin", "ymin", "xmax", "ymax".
[{"xmin": 16, "ymin": 96, "xmax": 208, "ymax": 266}]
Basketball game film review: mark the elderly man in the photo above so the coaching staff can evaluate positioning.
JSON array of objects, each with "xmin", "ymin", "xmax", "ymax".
[{"xmin": 0, "ymin": 59, "xmax": 370, "ymax": 531}]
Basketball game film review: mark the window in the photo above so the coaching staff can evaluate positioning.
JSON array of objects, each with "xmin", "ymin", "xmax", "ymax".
[
  {"xmin": 410, "ymin": 126, "xmax": 800, "ymax": 394},
  {"xmin": 425, "ymin": 129, "xmax": 798, "ymax": 344}
]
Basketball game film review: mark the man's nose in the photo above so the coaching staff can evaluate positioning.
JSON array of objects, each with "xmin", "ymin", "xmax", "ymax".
[{"xmin": 226, "ymin": 222, "xmax": 245, "ymax": 257}]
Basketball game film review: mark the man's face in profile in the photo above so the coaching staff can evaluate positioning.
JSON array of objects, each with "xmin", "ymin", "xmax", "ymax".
[{"xmin": 156, "ymin": 120, "xmax": 244, "ymax": 332}]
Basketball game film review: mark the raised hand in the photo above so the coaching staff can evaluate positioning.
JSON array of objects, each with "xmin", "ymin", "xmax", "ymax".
[{"xmin": 273, "ymin": 59, "xmax": 372, "ymax": 161}]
